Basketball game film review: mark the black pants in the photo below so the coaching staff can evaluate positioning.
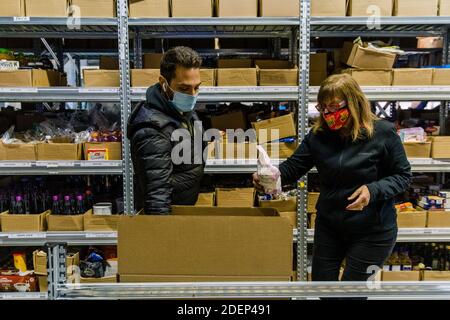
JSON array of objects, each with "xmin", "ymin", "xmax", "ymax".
[{"xmin": 312, "ymin": 221, "xmax": 398, "ymax": 282}]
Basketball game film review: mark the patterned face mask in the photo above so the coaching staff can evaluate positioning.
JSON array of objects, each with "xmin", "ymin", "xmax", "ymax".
[{"xmin": 323, "ymin": 107, "xmax": 350, "ymax": 131}]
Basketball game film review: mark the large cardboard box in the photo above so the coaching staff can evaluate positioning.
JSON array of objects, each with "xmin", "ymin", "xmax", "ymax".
[
  {"xmin": 71, "ymin": 0, "xmax": 116, "ymax": 17},
  {"xmin": 252, "ymin": 113, "xmax": 296, "ymax": 144},
  {"xmin": 343, "ymin": 69, "xmax": 392, "ymax": 86},
  {"xmin": 200, "ymin": 69, "xmax": 216, "ymax": 86},
  {"xmin": 120, "ymin": 274, "xmax": 290, "ymax": 282},
  {"xmin": 25, "ymin": 0, "xmax": 68, "ymax": 17},
  {"xmin": 195, "ymin": 193, "xmax": 215, "ymax": 206},
  {"xmin": 143, "ymin": 53, "xmax": 163, "ymax": 69},
  {"xmin": 403, "ymin": 142, "xmax": 432, "ymax": 158},
  {"xmin": 310, "ymin": 53, "xmax": 328, "ymax": 86},
  {"xmin": 0, "ymin": 0, "xmax": 24, "ymax": 16},
  {"xmin": 311, "ymin": 0, "xmax": 346, "ymax": 16},
  {"xmin": 394, "ymin": 0, "xmax": 438, "ymax": 16},
  {"xmin": 33, "ymin": 251, "xmax": 80, "ymax": 276},
  {"xmin": 417, "ymin": 37, "xmax": 443, "ymax": 49},
  {"xmin": 260, "ymin": 141, "xmax": 298, "ymax": 159},
  {"xmin": 310, "ymin": 70, "xmax": 328, "ymax": 86},
  {"xmin": 0, "ymin": 143, "xmax": 37, "ymax": 160},
  {"xmin": 36, "ymin": 143, "xmax": 82, "ymax": 161},
  {"xmin": 422, "ymin": 271, "xmax": 450, "ymax": 281},
  {"xmin": 218, "ymin": 59, "xmax": 253, "ymax": 68},
  {"xmin": 260, "ymin": 0, "xmax": 299, "ymax": 17},
  {"xmin": 392, "ymin": 69, "xmax": 433, "ymax": 86},
  {"xmin": 211, "ymin": 111, "xmax": 247, "ymax": 131},
  {"xmin": 0, "ymin": 70, "xmax": 61, "ymax": 87},
  {"xmin": 431, "ymin": 136, "xmax": 450, "ymax": 159},
  {"xmin": 84, "ymin": 210, "xmax": 121, "ymax": 232},
  {"xmin": 308, "ymin": 192, "xmax": 320, "ymax": 213},
  {"xmin": 345, "ymin": 44, "xmax": 397, "ymax": 69},
  {"xmin": 118, "ymin": 206, "xmax": 293, "ymax": 279},
  {"xmin": 207, "ymin": 141, "xmax": 258, "ymax": 160},
  {"xmin": 47, "ymin": 213, "xmax": 85, "ymax": 231},
  {"xmin": 129, "ymin": 0, "xmax": 169, "ymax": 17},
  {"xmin": 217, "ymin": 0, "xmax": 257, "ymax": 17},
  {"xmin": 382, "ymin": 271, "xmax": 421, "ymax": 281},
  {"xmin": 259, "ymin": 196, "xmax": 297, "ymax": 212},
  {"xmin": 256, "ymin": 60, "xmax": 298, "ymax": 86},
  {"xmin": 37, "ymin": 275, "xmax": 48, "ymax": 293},
  {"xmin": 216, "ymin": 188, "xmax": 255, "ymax": 207},
  {"xmin": 427, "ymin": 211, "xmax": 450, "ymax": 227},
  {"xmin": 396, "ymin": 208, "xmax": 427, "ymax": 228},
  {"xmin": 348, "ymin": 0, "xmax": 393, "ymax": 16},
  {"xmin": 171, "ymin": 0, "xmax": 213, "ymax": 17},
  {"xmin": 441, "ymin": 0, "xmax": 450, "ymax": 16},
  {"xmin": 279, "ymin": 212, "xmax": 297, "ymax": 228},
  {"xmin": 83, "ymin": 142, "xmax": 122, "ymax": 161},
  {"xmin": 83, "ymin": 70, "xmax": 120, "ymax": 87},
  {"xmin": 216, "ymin": 68, "xmax": 258, "ymax": 86},
  {"xmin": 131, "ymin": 69, "xmax": 160, "ymax": 87},
  {"xmin": 0, "ymin": 211, "xmax": 49, "ymax": 232},
  {"xmin": 432, "ymin": 68, "xmax": 450, "ymax": 85},
  {"xmin": 99, "ymin": 56, "xmax": 119, "ymax": 70}
]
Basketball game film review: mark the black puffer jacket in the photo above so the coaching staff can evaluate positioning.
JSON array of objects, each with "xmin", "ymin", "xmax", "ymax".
[
  {"xmin": 279, "ymin": 120, "xmax": 412, "ymax": 233},
  {"xmin": 127, "ymin": 83, "xmax": 204, "ymax": 215}
]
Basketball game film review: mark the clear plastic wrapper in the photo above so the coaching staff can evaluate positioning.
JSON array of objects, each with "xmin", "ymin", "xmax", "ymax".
[{"xmin": 257, "ymin": 145, "xmax": 281, "ymax": 195}]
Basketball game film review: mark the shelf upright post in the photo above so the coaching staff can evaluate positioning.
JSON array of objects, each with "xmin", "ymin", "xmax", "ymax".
[
  {"xmin": 441, "ymin": 27, "xmax": 450, "ymax": 136},
  {"xmin": 297, "ymin": 0, "xmax": 311, "ymax": 282},
  {"xmin": 46, "ymin": 243, "xmax": 67, "ymax": 300},
  {"xmin": 134, "ymin": 30, "xmax": 143, "ymax": 69},
  {"xmin": 118, "ymin": 0, "xmax": 135, "ymax": 214}
]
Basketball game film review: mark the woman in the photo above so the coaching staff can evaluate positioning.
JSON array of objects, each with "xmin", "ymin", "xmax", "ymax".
[{"xmin": 254, "ymin": 74, "xmax": 412, "ymax": 282}]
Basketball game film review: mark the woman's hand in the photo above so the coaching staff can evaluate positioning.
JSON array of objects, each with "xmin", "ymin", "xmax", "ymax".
[{"xmin": 346, "ymin": 185, "xmax": 371, "ymax": 211}]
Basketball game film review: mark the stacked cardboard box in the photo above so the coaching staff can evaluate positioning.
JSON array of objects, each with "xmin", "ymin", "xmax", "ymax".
[
  {"xmin": 143, "ymin": 53, "xmax": 163, "ymax": 69},
  {"xmin": 129, "ymin": 0, "xmax": 169, "ymax": 17},
  {"xmin": 216, "ymin": 188, "xmax": 255, "ymax": 207},
  {"xmin": 0, "ymin": 0, "xmax": 24, "ymax": 16},
  {"xmin": 427, "ymin": 211, "xmax": 450, "ymax": 228},
  {"xmin": 441, "ymin": 0, "xmax": 450, "ymax": 16},
  {"xmin": 200, "ymin": 69, "xmax": 216, "ymax": 86},
  {"xmin": 83, "ymin": 142, "xmax": 122, "ymax": 160},
  {"xmin": 0, "ymin": 142, "xmax": 37, "ymax": 160},
  {"xmin": 171, "ymin": 0, "xmax": 213, "ymax": 17},
  {"xmin": 310, "ymin": 53, "xmax": 328, "ymax": 86},
  {"xmin": 344, "ymin": 43, "xmax": 397, "ymax": 70},
  {"xmin": 83, "ymin": 69, "xmax": 120, "ymax": 87},
  {"xmin": 431, "ymin": 136, "xmax": 450, "ymax": 159},
  {"xmin": 71, "ymin": 0, "xmax": 116, "ymax": 17},
  {"xmin": 394, "ymin": 0, "xmax": 438, "ymax": 16},
  {"xmin": 311, "ymin": 0, "xmax": 346, "ymax": 16},
  {"xmin": 381, "ymin": 271, "xmax": 421, "ymax": 281},
  {"xmin": 251, "ymin": 113, "xmax": 296, "ymax": 144},
  {"xmin": 216, "ymin": 0, "xmax": 257, "ymax": 17},
  {"xmin": 131, "ymin": 69, "xmax": 160, "ymax": 87},
  {"xmin": 260, "ymin": 0, "xmax": 299, "ymax": 17},
  {"xmin": 255, "ymin": 60, "xmax": 298, "ymax": 86},
  {"xmin": 47, "ymin": 211, "xmax": 86, "ymax": 231},
  {"xmin": 432, "ymin": 69, "xmax": 450, "ymax": 85},
  {"xmin": 392, "ymin": 69, "xmax": 433, "ymax": 86},
  {"xmin": 0, "ymin": 210, "xmax": 49, "ymax": 232},
  {"xmin": 36, "ymin": 143, "xmax": 82, "ymax": 161},
  {"xmin": 422, "ymin": 271, "xmax": 450, "ymax": 281},
  {"xmin": 348, "ymin": 0, "xmax": 393, "ymax": 16},
  {"xmin": 194, "ymin": 193, "xmax": 215, "ymax": 206},
  {"xmin": 0, "ymin": 70, "xmax": 63, "ymax": 87},
  {"xmin": 259, "ymin": 196, "xmax": 297, "ymax": 227},
  {"xmin": 84, "ymin": 209, "xmax": 121, "ymax": 231},
  {"xmin": 403, "ymin": 141, "xmax": 432, "ymax": 158},
  {"xmin": 216, "ymin": 68, "xmax": 258, "ymax": 86},
  {"xmin": 25, "ymin": 0, "xmax": 68, "ymax": 17},
  {"xmin": 210, "ymin": 110, "xmax": 247, "ymax": 131}
]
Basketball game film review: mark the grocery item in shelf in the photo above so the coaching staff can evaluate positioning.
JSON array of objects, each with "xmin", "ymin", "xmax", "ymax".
[
  {"xmin": 0, "ymin": 0, "xmax": 24, "ymax": 17},
  {"xmin": 419, "ymin": 195, "xmax": 446, "ymax": 210},
  {"xmin": 251, "ymin": 113, "xmax": 296, "ymax": 144},
  {"xmin": 217, "ymin": 58, "xmax": 253, "ymax": 68},
  {"xmin": 13, "ymin": 252, "xmax": 27, "ymax": 273},
  {"xmin": 392, "ymin": 68, "xmax": 433, "ymax": 86},
  {"xmin": 0, "ymin": 270, "xmax": 37, "ymax": 292},
  {"xmin": 348, "ymin": 0, "xmax": 393, "ymax": 16},
  {"xmin": 194, "ymin": 193, "xmax": 215, "ymax": 206},
  {"xmin": 83, "ymin": 139, "xmax": 122, "ymax": 160},
  {"xmin": 311, "ymin": 0, "xmax": 346, "ymax": 16},
  {"xmin": 430, "ymin": 136, "xmax": 450, "ymax": 158},
  {"xmin": 71, "ymin": 0, "xmax": 116, "ymax": 18},
  {"xmin": 216, "ymin": 68, "xmax": 258, "ymax": 86},
  {"xmin": 171, "ymin": 0, "xmax": 213, "ymax": 17},
  {"xmin": 394, "ymin": 0, "xmax": 438, "ymax": 17},
  {"xmin": 256, "ymin": 60, "xmax": 298, "ymax": 86},
  {"xmin": 399, "ymin": 127, "xmax": 427, "ymax": 143},
  {"xmin": 259, "ymin": 0, "xmax": 299, "ymax": 17},
  {"xmin": 215, "ymin": 188, "xmax": 255, "ymax": 207},
  {"xmin": 0, "ymin": 69, "xmax": 62, "ymax": 87},
  {"xmin": 343, "ymin": 69, "xmax": 392, "ymax": 86},
  {"xmin": 129, "ymin": 0, "xmax": 169, "ymax": 18},
  {"xmin": 381, "ymin": 271, "xmax": 421, "ymax": 281},
  {"xmin": 143, "ymin": 53, "xmax": 163, "ymax": 69},
  {"xmin": 83, "ymin": 69, "xmax": 120, "ymax": 87},
  {"xmin": 131, "ymin": 69, "xmax": 159, "ymax": 87},
  {"xmin": 199, "ymin": 68, "xmax": 216, "ymax": 86},
  {"xmin": 432, "ymin": 68, "xmax": 450, "ymax": 85},
  {"xmin": 0, "ymin": 210, "xmax": 49, "ymax": 232},
  {"xmin": 343, "ymin": 43, "xmax": 397, "ymax": 69},
  {"xmin": 216, "ymin": 0, "xmax": 257, "ymax": 17},
  {"xmin": 25, "ymin": 0, "xmax": 68, "ymax": 17}
]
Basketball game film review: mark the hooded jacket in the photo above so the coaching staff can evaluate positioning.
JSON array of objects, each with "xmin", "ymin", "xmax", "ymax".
[
  {"xmin": 279, "ymin": 120, "xmax": 412, "ymax": 233},
  {"xmin": 127, "ymin": 83, "xmax": 204, "ymax": 214}
]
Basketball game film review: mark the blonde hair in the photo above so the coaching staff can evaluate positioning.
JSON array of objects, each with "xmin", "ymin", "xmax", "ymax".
[{"xmin": 312, "ymin": 73, "xmax": 378, "ymax": 141}]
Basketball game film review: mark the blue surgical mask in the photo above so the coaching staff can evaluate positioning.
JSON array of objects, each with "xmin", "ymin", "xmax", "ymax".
[{"xmin": 164, "ymin": 82, "xmax": 198, "ymax": 113}]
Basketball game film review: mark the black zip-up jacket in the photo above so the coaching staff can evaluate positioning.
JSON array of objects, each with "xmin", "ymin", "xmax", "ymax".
[
  {"xmin": 279, "ymin": 120, "xmax": 412, "ymax": 233},
  {"xmin": 127, "ymin": 83, "xmax": 204, "ymax": 214}
]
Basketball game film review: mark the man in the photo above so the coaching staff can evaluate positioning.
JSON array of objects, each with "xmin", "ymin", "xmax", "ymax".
[{"xmin": 127, "ymin": 47, "xmax": 204, "ymax": 215}]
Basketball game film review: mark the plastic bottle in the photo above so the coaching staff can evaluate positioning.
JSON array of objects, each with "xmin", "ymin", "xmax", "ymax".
[
  {"xmin": 51, "ymin": 195, "xmax": 60, "ymax": 215},
  {"xmin": 15, "ymin": 196, "xmax": 25, "ymax": 215},
  {"xmin": 75, "ymin": 195, "xmax": 85, "ymax": 215},
  {"xmin": 63, "ymin": 195, "xmax": 73, "ymax": 215}
]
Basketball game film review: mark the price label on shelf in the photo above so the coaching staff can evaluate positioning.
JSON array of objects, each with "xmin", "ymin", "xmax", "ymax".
[
  {"xmin": 0, "ymin": 162, "xmax": 32, "ymax": 168},
  {"xmin": 85, "ymin": 232, "xmax": 117, "ymax": 239},
  {"xmin": 80, "ymin": 161, "xmax": 108, "ymax": 167},
  {"xmin": 79, "ymin": 88, "xmax": 117, "ymax": 93},
  {"xmin": 7, "ymin": 233, "xmax": 46, "ymax": 239},
  {"xmin": 13, "ymin": 16, "xmax": 31, "ymax": 22},
  {"xmin": 429, "ymin": 229, "xmax": 450, "ymax": 234},
  {"xmin": 0, "ymin": 88, "xmax": 38, "ymax": 93}
]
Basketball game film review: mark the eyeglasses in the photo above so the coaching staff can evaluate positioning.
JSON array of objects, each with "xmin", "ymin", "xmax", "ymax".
[{"xmin": 315, "ymin": 100, "xmax": 347, "ymax": 113}]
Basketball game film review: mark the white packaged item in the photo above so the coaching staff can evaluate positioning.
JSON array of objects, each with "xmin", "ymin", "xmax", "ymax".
[{"xmin": 257, "ymin": 145, "xmax": 281, "ymax": 195}]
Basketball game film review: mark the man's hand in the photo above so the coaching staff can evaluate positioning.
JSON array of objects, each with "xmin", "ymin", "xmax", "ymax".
[
  {"xmin": 252, "ymin": 172, "xmax": 265, "ymax": 192},
  {"xmin": 346, "ymin": 185, "xmax": 371, "ymax": 211}
]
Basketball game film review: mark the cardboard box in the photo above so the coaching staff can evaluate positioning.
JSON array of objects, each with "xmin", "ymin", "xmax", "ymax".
[
  {"xmin": 33, "ymin": 251, "xmax": 80, "ymax": 276},
  {"xmin": 47, "ymin": 213, "xmax": 85, "ymax": 231},
  {"xmin": 382, "ymin": 271, "xmax": 421, "ymax": 281},
  {"xmin": 345, "ymin": 44, "xmax": 397, "ymax": 69},
  {"xmin": 118, "ymin": 206, "xmax": 293, "ymax": 278},
  {"xmin": 80, "ymin": 276, "xmax": 117, "ymax": 283},
  {"xmin": 403, "ymin": 142, "xmax": 432, "ymax": 158},
  {"xmin": 394, "ymin": 0, "xmax": 438, "ymax": 16},
  {"xmin": 279, "ymin": 212, "xmax": 297, "ymax": 228},
  {"xmin": 120, "ymin": 274, "xmax": 290, "ymax": 282},
  {"xmin": 129, "ymin": 0, "xmax": 169, "ymax": 17},
  {"xmin": 99, "ymin": 56, "xmax": 119, "ymax": 70},
  {"xmin": 25, "ymin": 0, "xmax": 68, "ymax": 17},
  {"xmin": 0, "ymin": 70, "xmax": 61, "ymax": 87},
  {"xmin": 441, "ymin": 0, "xmax": 450, "ymax": 16},
  {"xmin": 131, "ymin": 69, "xmax": 160, "ymax": 87},
  {"xmin": 71, "ymin": 0, "xmax": 116, "ymax": 17},
  {"xmin": 252, "ymin": 113, "xmax": 296, "ymax": 144},
  {"xmin": 427, "ymin": 211, "xmax": 450, "ymax": 227},
  {"xmin": 396, "ymin": 208, "xmax": 427, "ymax": 228},
  {"xmin": 210, "ymin": 111, "xmax": 247, "ymax": 131},
  {"xmin": 36, "ymin": 143, "xmax": 82, "ymax": 161},
  {"xmin": 207, "ymin": 141, "xmax": 258, "ymax": 160},
  {"xmin": 143, "ymin": 53, "xmax": 163, "ymax": 69},
  {"xmin": 310, "ymin": 53, "xmax": 328, "ymax": 86},
  {"xmin": 311, "ymin": 0, "xmax": 346, "ymax": 16},
  {"xmin": 260, "ymin": 0, "xmax": 299, "ymax": 17},
  {"xmin": 348, "ymin": 0, "xmax": 393, "ymax": 16},
  {"xmin": 309, "ymin": 213, "xmax": 317, "ymax": 229},
  {"xmin": 84, "ymin": 210, "xmax": 121, "ymax": 231},
  {"xmin": 216, "ymin": 188, "xmax": 255, "ymax": 207},
  {"xmin": 171, "ymin": 0, "xmax": 212, "ymax": 17},
  {"xmin": 422, "ymin": 271, "xmax": 450, "ymax": 281},
  {"xmin": 259, "ymin": 196, "xmax": 297, "ymax": 212},
  {"xmin": 216, "ymin": 68, "xmax": 258, "ymax": 86},
  {"xmin": 308, "ymin": 192, "xmax": 320, "ymax": 213},
  {"xmin": 0, "ymin": 271, "xmax": 37, "ymax": 292},
  {"xmin": 260, "ymin": 141, "xmax": 298, "ymax": 159},
  {"xmin": 310, "ymin": 71, "xmax": 328, "ymax": 86},
  {"xmin": 83, "ymin": 142, "xmax": 122, "ymax": 160},
  {"xmin": 217, "ymin": 0, "xmax": 257, "ymax": 17},
  {"xmin": 431, "ymin": 136, "xmax": 450, "ymax": 159},
  {"xmin": 0, "ymin": 211, "xmax": 49, "ymax": 232},
  {"xmin": 195, "ymin": 193, "xmax": 215, "ymax": 206},
  {"xmin": 200, "ymin": 69, "xmax": 216, "ymax": 86},
  {"xmin": 83, "ymin": 69, "xmax": 120, "ymax": 87},
  {"xmin": 392, "ymin": 69, "xmax": 433, "ymax": 86},
  {"xmin": 343, "ymin": 69, "xmax": 392, "ymax": 86},
  {"xmin": 0, "ymin": 142, "xmax": 37, "ymax": 160},
  {"xmin": 417, "ymin": 37, "xmax": 444, "ymax": 49},
  {"xmin": 218, "ymin": 59, "xmax": 253, "ymax": 68},
  {"xmin": 432, "ymin": 68, "xmax": 450, "ymax": 85},
  {"xmin": 0, "ymin": 0, "xmax": 24, "ymax": 16},
  {"xmin": 256, "ymin": 60, "xmax": 298, "ymax": 86},
  {"xmin": 37, "ymin": 275, "xmax": 47, "ymax": 293}
]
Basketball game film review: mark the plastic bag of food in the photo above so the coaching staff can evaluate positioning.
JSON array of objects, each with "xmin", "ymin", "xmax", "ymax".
[{"xmin": 257, "ymin": 145, "xmax": 281, "ymax": 195}]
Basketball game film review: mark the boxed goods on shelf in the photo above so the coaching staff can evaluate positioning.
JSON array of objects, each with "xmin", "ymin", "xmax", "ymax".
[
  {"xmin": 311, "ymin": 0, "xmax": 346, "ymax": 16},
  {"xmin": 215, "ymin": 188, "xmax": 255, "ymax": 207},
  {"xmin": 422, "ymin": 271, "xmax": 450, "ymax": 281},
  {"xmin": 432, "ymin": 68, "xmax": 450, "ymax": 85},
  {"xmin": 343, "ymin": 69, "xmax": 392, "ymax": 86},
  {"xmin": 83, "ymin": 142, "xmax": 122, "ymax": 160},
  {"xmin": 0, "ymin": 270, "xmax": 37, "ymax": 292},
  {"xmin": 251, "ymin": 113, "xmax": 296, "ymax": 144},
  {"xmin": 218, "ymin": 59, "xmax": 253, "ymax": 68},
  {"xmin": 417, "ymin": 37, "xmax": 444, "ymax": 49},
  {"xmin": 36, "ymin": 143, "xmax": 82, "ymax": 161},
  {"xmin": 143, "ymin": 53, "xmax": 163, "ymax": 69},
  {"xmin": 0, "ymin": 142, "xmax": 37, "ymax": 160},
  {"xmin": 307, "ymin": 192, "xmax": 319, "ymax": 213},
  {"xmin": 259, "ymin": 0, "xmax": 299, "ymax": 17},
  {"xmin": 402, "ymin": 141, "xmax": 432, "ymax": 158},
  {"xmin": 260, "ymin": 140, "xmax": 298, "ymax": 159},
  {"xmin": 427, "ymin": 211, "xmax": 450, "ymax": 228},
  {"xmin": 310, "ymin": 53, "xmax": 328, "ymax": 86},
  {"xmin": 171, "ymin": 0, "xmax": 213, "ymax": 17},
  {"xmin": 0, "ymin": 69, "xmax": 62, "ymax": 87},
  {"xmin": 199, "ymin": 69, "xmax": 216, "ymax": 86},
  {"xmin": 33, "ymin": 250, "xmax": 80, "ymax": 276},
  {"xmin": 71, "ymin": 0, "xmax": 116, "ymax": 17},
  {"xmin": 216, "ymin": 0, "xmax": 257, "ymax": 17},
  {"xmin": 430, "ymin": 136, "xmax": 450, "ymax": 158},
  {"xmin": 131, "ymin": 69, "xmax": 160, "ymax": 87},
  {"xmin": 392, "ymin": 69, "xmax": 433, "ymax": 86},
  {"xmin": 216, "ymin": 68, "xmax": 258, "ymax": 86},
  {"xmin": 47, "ymin": 211, "xmax": 85, "ymax": 231},
  {"xmin": 343, "ymin": 43, "xmax": 397, "ymax": 69},
  {"xmin": 194, "ymin": 193, "xmax": 215, "ymax": 206},
  {"xmin": 348, "ymin": 0, "xmax": 393, "ymax": 16},
  {"xmin": 129, "ymin": 0, "xmax": 169, "ymax": 17},
  {"xmin": 0, "ymin": 0, "xmax": 24, "ymax": 16},
  {"xmin": 84, "ymin": 209, "xmax": 121, "ymax": 231},
  {"xmin": 259, "ymin": 196, "xmax": 297, "ymax": 212},
  {"xmin": 207, "ymin": 140, "xmax": 258, "ymax": 160},
  {"xmin": 381, "ymin": 271, "xmax": 421, "ymax": 281},
  {"xmin": 396, "ymin": 207, "xmax": 428, "ymax": 228},
  {"xmin": 25, "ymin": 0, "xmax": 68, "ymax": 17},
  {"xmin": 394, "ymin": 0, "xmax": 438, "ymax": 17},
  {"xmin": 210, "ymin": 110, "xmax": 247, "ymax": 131},
  {"xmin": 83, "ymin": 70, "xmax": 120, "ymax": 87},
  {"xmin": 99, "ymin": 56, "xmax": 119, "ymax": 70},
  {"xmin": 441, "ymin": 0, "xmax": 450, "ymax": 16},
  {"xmin": 118, "ymin": 206, "xmax": 293, "ymax": 282},
  {"xmin": 255, "ymin": 60, "xmax": 298, "ymax": 86},
  {"xmin": 0, "ymin": 210, "xmax": 49, "ymax": 232}
]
